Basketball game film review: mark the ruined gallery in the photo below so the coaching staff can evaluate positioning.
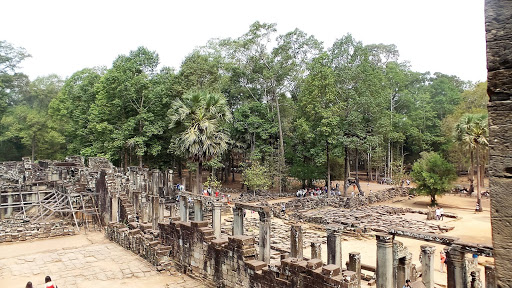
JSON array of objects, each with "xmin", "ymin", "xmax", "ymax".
[{"xmin": 0, "ymin": 0, "xmax": 511, "ymax": 287}]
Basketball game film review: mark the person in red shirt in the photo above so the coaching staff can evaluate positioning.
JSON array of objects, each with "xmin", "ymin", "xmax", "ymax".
[
  {"xmin": 440, "ymin": 251, "xmax": 446, "ymax": 273},
  {"xmin": 44, "ymin": 276, "xmax": 57, "ymax": 288}
]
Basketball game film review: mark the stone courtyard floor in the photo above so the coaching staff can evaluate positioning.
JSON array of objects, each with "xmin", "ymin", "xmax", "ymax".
[{"xmin": 0, "ymin": 231, "xmax": 208, "ymax": 288}]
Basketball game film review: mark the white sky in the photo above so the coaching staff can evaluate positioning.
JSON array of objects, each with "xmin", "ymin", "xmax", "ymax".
[{"xmin": 1, "ymin": 0, "xmax": 487, "ymax": 83}]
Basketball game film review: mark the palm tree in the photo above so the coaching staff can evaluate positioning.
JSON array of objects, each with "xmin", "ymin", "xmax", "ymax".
[
  {"xmin": 169, "ymin": 90, "xmax": 231, "ymax": 194},
  {"xmin": 455, "ymin": 113, "xmax": 488, "ymax": 212}
]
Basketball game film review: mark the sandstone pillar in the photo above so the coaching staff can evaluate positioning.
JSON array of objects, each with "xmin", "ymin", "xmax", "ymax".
[
  {"xmin": 327, "ymin": 230, "xmax": 342, "ymax": 268},
  {"xmin": 165, "ymin": 169, "xmax": 173, "ymax": 197},
  {"xmin": 258, "ymin": 211, "xmax": 271, "ymax": 263},
  {"xmin": 375, "ymin": 233, "xmax": 393, "ymax": 288},
  {"xmin": 152, "ymin": 196, "xmax": 159, "ymax": 229},
  {"xmin": 420, "ymin": 245, "xmax": 436, "ymax": 288},
  {"xmin": 159, "ymin": 198, "xmax": 165, "ymax": 222},
  {"xmin": 290, "ymin": 223, "xmax": 303, "ymax": 259},
  {"xmin": 194, "ymin": 199, "xmax": 203, "ymax": 221},
  {"xmin": 348, "ymin": 252, "xmax": 361, "ymax": 288},
  {"xmin": 111, "ymin": 195, "xmax": 119, "ymax": 222},
  {"xmin": 485, "ymin": 265, "xmax": 496, "ymax": 288},
  {"xmin": 232, "ymin": 207, "xmax": 244, "ymax": 235},
  {"xmin": 179, "ymin": 196, "xmax": 188, "ymax": 222},
  {"xmin": 6, "ymin": 194, "xmax": 13, "ymax": 217},
  {"xmin": 446, "ymin": 245, "xmax": 466, "ymax": 288},
  {"xmin": 212, "ymin": 202, "xmax": 222, "ymax": 239},
  {"xmin": 311, "ymin": 242, "xmax": 322, "ymax": 260},
  {"xmin": 485, "ymin": 1, "xmax": 512, "ymax": 286}
]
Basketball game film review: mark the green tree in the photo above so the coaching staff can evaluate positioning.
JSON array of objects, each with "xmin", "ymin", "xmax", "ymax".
[
  {"xmin": 411, "ymin": 152, "xmax": 456, "ymax": 206},
  {"xmin": 454, "ymin": 113, "xmax": 488, "ymax": 211},
  {"xmin": 242, "ymin": 160, "xmax": 272, "ymax": 193},
  {"xmin": 169, "ymin": 90, "xmax": 231, "ymax": 194}
]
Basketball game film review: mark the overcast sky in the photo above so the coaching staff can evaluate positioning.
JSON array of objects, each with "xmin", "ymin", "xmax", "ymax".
[{"xmin": 1, "ymin": 0, "xmax": 487, "ymax": 83}]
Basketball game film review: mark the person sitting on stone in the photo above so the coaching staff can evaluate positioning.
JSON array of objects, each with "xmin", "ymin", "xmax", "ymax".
[{"xmin": 44, "ymin": 276, "xmax": 57, "ymax": 288}]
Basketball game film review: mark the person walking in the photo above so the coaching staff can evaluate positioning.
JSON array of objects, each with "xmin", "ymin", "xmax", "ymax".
[
  {"xmin": 440, "ymin": 207, "xmax": 444, "ymax": 221},
  {"xmin": 44, "ymin": 276, "xmax": 57, "ymax": 288},
  {"xmin": 440, "ymin": 251, "xmax": 446, "ymax": 273}
]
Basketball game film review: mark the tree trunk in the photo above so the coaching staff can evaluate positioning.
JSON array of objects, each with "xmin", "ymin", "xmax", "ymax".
[
  {"xmin": 275, "ymin": 95, "xmax": 285, "ymax": 195},
  {"xmin": 431, "ymin": 194, "xmax": 436, "ymax": 207},
  {"xmin": 355, "ymin": 148, "xmax": 363, "ymax": 194},
  {"xmin": 31, "ymin": 136, "xmax": 36, "ymax": 162},
  {"xmin": 326, "ymin": 141, "xmax": 331, "ymax": 198},
  {"xmin": 469, "ymin": 149, "xmax": 474, "ymax": 193},
  {"xmin": 343, "ymin": 146, "xmax": 349, "ymax": 196},
  {"xmin": 196, "ymin": 161, "xmax": 203, "ymax": 195},
  {"xmin": 139, "ymin": 120, "xmax": 143, "ymax": 168},
  {"xmin": 476, "ymin": 146, "xmax": 482, "ymax": 212}
]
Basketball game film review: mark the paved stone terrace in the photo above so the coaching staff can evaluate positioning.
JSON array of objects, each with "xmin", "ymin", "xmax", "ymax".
[{"xmin": 0, "ymin": 233, "xmax": 208, "ymax": 288}]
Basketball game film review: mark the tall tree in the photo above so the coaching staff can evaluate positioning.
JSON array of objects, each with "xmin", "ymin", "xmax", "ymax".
[
  {"xmin": 169, "ymin": 90, "xmax": 231, "ymax": 194},
  {"xmin": 411, "ymin": 152, "xmax": 457, "ymax": 206}
]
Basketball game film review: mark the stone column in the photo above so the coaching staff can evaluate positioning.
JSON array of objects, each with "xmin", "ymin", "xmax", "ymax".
[
  {"xmin": 311, "ymin": 242, "xmax": 322, "ymax": 260},
  {"xmin": 111, "ymin": 195, "xmax": 119, "ymax": 222},
  {"xmin": 166, "ymin": 169, "xmax": 173, "ymax": 197},
  {"xmin": 258, "ymin": 211, "xmax": 271, "ymax": 263},
  {"xmin": 6, "ymin": 194, "xmax": 13, "ymax": 217},
  {"xmin": 485, "ymin": 1, "xmax": 512, "ymax": 286},
  {"xmin": 152, "ymin": 196, "xmax": 159, "ymax": 229},
  {"xmin": 232, "ymin": 207, "xmax": 244, "ymax": 235},
  {"xmin": 290, "ymin": 223, "xmax": 303, "ymax": 259},
  {"xmin": 212, "ymin": 202, "xmax": 222, "ymax": 239},
  {"xmin": 179, "ymin": 196, "xmax": 188, "ymax": 222},
  {"xmin": 159, "ymin": 199, "xmax": 165, "ymax": 222},
  {"xmin": 420, "ymin": 245, "xmax": 436, "ymax": 288},
  {"xmin": 327, "ymin": 230, "xmax": 342, "ymax": 268},
  {"xmin": 375, "ymin": 233, "xmax": 393, "ymax": 288},
  {"xmin": 446, "ymin": 245, "xmax": 466, "ymax": 288},
  {"xmin": 194, "ymin": 199, "xmax": 203, "ymax": 221},
  {"xmin": 485, "ymin": 265, "xmax": 496, "ymax": 288},
  {"xmin": 348, "ymin": 252, "xmax": 361, "ymax": 288}
]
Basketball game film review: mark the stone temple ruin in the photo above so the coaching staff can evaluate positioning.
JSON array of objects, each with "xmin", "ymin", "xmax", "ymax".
[
  {"xmin": 0, "ymin": 157, "xmax": 498, "ymax": 287},
  {"xmin": 1, "ymin": 1, "xmax": 511, "ymax": 287}
]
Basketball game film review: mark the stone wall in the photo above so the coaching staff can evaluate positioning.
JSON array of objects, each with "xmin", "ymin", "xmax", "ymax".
[
  {"xmin": 485, "ymin": 0, "xmax": 512, "ymax": 286},
  {"xmin": 106, "ymin": 217, "xmax": 358, "ymax": 288},
  {"xmin": 0, "ymin": 220, "xmax": 75, "ymax": 243}
]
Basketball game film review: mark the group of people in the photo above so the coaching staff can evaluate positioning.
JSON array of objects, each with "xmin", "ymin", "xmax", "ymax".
[
  {"xmin": 25, "ymin": 276, "xmax": 57, "ymax": 288},
  {"xmin": 295, "ymin": 187, "xmax": 343, "ymax": 197},
  {"xmin": 435, "ymin": 206, "xmax": 445, "ymax": 220}
]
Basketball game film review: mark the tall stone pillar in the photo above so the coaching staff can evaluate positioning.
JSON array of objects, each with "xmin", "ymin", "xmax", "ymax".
[
  {"xmin": 485, "ymin": 1, "xmax": 512, "ymax": 286},
  {"xmin": 290, "ymin": 223, "xmax": 303, "ymax": 259},
  {"xmin": 232, "ymin": 207, "xmax": 244, "ymax": 235},
  {"xmin": 348, "ymin": 252, "xmax": 361, "ymax": 288},
  {"xmin": 6, "ymin": 194, "xmax": 13, "ymax": 217},
  {"xmin": 165, "ymin": 169, "xmax": 173, "ymax": 197},
  {"xmin": 258, "ymin": 211, "xmax": 271, "ymax": 263},
  {"xmin": 485, "ymin": 265, "xmax": 496, "ymax": 288},
  {"xmin": 420, "ymin": 245, "xmax": 436, "ymax": 288},
  {"xmin": 111, "ymin": 195, "xmax": 119, "ymax": 222},
  {"xmin": 375, "ymin": 233, "xmax": 393, "ymax": 288},
  {"xmin": 327, "ymin": 230, "xmax": 342, "ymax": 268},
  {"xmin": 159, "ymin": 198, "xmax": 165, "ymax": 222},
  {"xmin": 194, "ymin": 199, "xmax": 203, "ymax": 221},
  {"xmin": 152, "ymin": 196, "xmax": 159, "ymax": 229},
  {"xmin": 446, "ymin": 245, "xmax": 466, "ymax": 288},
  {"xmin": 212, "ymin": 202, "xmax": 222, "ymax": 239},
  {"xmin": 311, "ymin": 242, "xmax": 322, "ymax": 260},
  {"xmin": 179, "ymin": 196, "xmax": 189, "ymax": 222}
]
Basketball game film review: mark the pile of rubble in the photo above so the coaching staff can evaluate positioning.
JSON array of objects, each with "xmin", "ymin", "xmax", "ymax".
[{"xmin": 295, "ymin": 206, "xmax": 454, "ymax": 235}]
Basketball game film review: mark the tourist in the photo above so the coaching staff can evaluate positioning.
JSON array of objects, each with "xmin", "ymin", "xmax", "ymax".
[
  {"xmin": 406, "ymin": 179, "xmax": 410, "ymax": 186},
  {"xmin": 281, "ymin": 203, "xmax": 286, "ymax": 215},
  {"xmin": 440, "ymin": 251, "xmax": 446, "ymax": 273},
  {"xmin": 440, "ymin": 207, "xmax": 444, "ymax": 221},
  {"xmin": 403, "ymin": 279, "xmax": 411, "ymax": 287},
  {"xmin": 25, "ymin": 281, "xmax": 33, "ymax": 288},
  {"xmin": 44, "ymin": 276, "xmax": 57, "ymax": 288},
  {"xmin": 435, "ymin": 207, "xmax": 441, "ymax": 220},
  {"xmin": 472, "ymin": 253, "xmax": 478, "ymax": 265},
  {"xmin": 475, "ymin": 203, "xmax": 480, "ymax": 212}
]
